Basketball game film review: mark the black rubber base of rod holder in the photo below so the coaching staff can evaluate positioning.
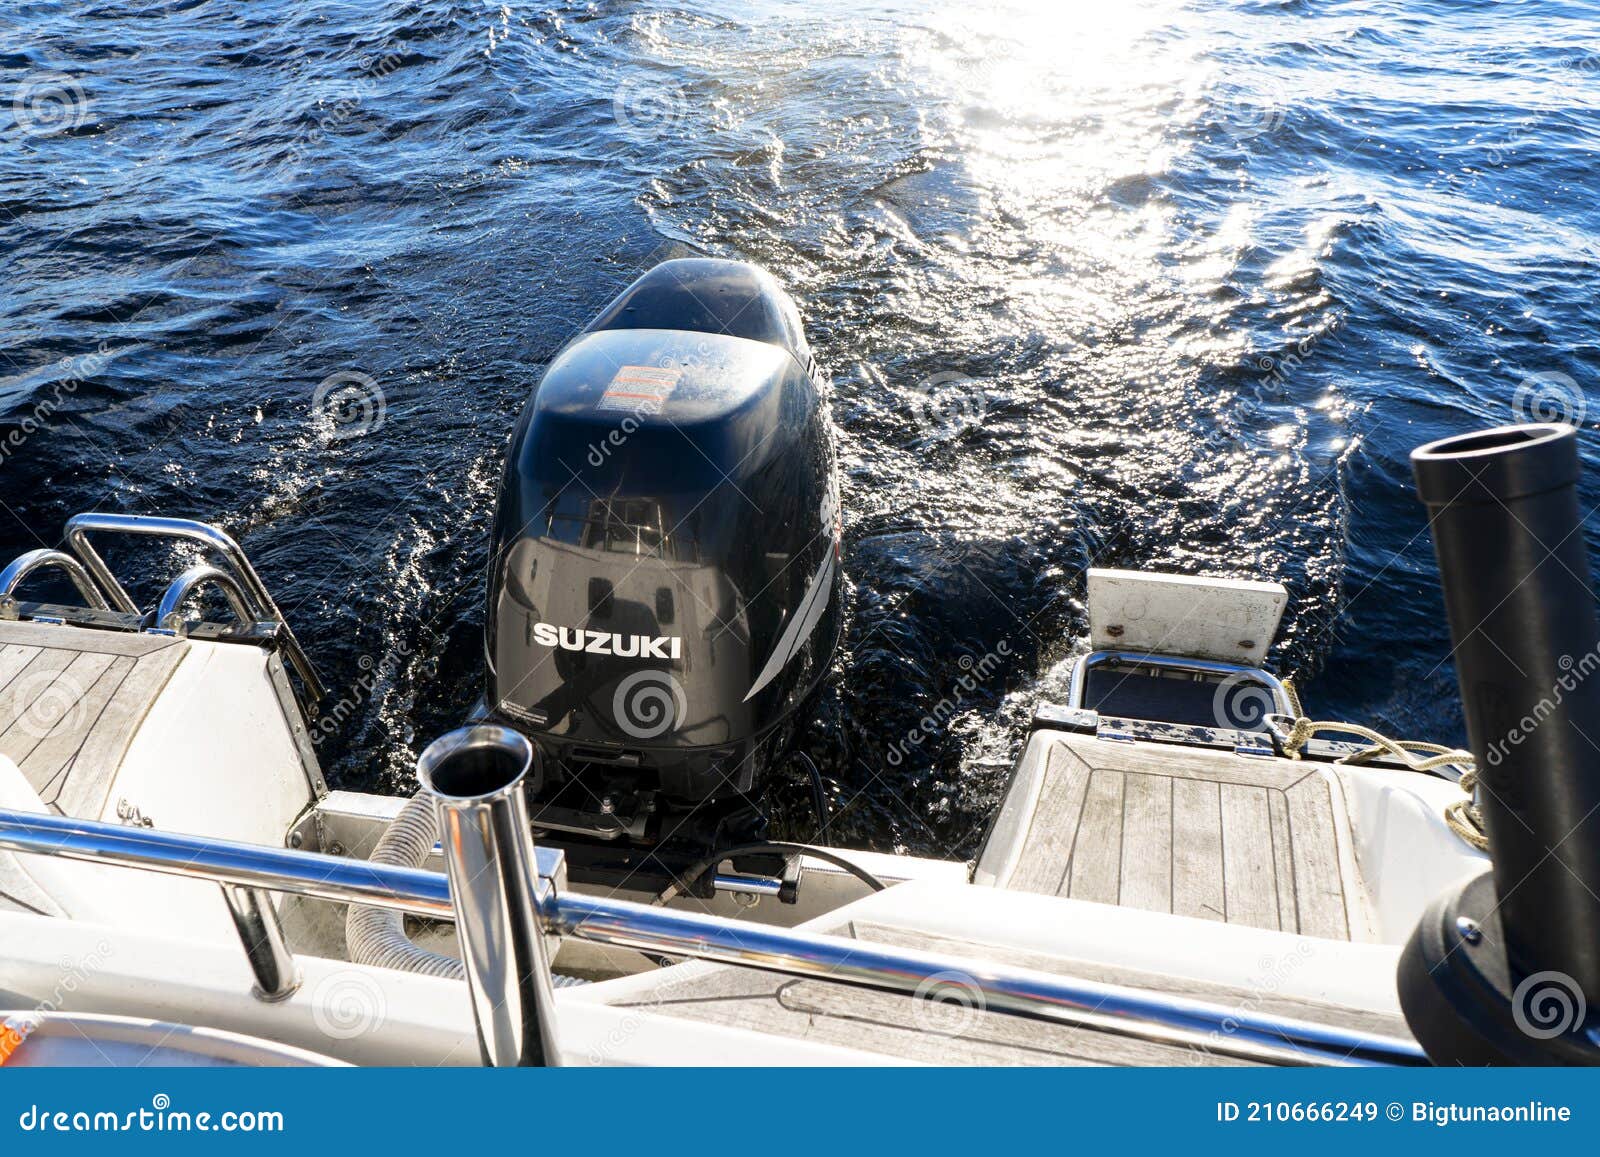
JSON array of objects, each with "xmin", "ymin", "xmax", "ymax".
[{"xmin": 1398, "ymin": 871, "xmax": 1600, "ymax": 1065}]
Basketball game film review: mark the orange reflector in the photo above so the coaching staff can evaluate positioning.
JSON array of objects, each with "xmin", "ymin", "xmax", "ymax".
[{"xmin": 0, "ymin": 1017, "xmax": 35, "ymax": 1064}]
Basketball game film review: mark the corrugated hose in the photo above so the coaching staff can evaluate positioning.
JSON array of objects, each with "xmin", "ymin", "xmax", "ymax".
[{"xmin": 345, "ymin": 790, "xmax": 585, "ymax": 985}]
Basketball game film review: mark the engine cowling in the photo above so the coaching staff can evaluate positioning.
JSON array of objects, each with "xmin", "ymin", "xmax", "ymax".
[{"xmin": 485, "ymin": 259, "xmax": 840, "ymax": 814}]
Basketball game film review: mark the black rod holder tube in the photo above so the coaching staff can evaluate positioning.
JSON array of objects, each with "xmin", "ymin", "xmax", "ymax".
[{"xmin": 1412, "ymin": 422, "xmax": 1600, "ymax": 1000}]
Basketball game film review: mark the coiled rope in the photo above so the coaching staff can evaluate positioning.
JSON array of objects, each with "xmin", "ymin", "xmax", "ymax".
[{"xmin": 1267, "ymin": 678, "xmax": 1488, "ymax": 852}]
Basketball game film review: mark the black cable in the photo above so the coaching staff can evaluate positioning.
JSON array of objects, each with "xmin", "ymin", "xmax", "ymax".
[
  {"xmin": 792, "ymin": 750, "xmax": 830, "ymax": 837},
  {"xmin": 653, "ymin": 840, "xmax": 887, "ymax": 906}
]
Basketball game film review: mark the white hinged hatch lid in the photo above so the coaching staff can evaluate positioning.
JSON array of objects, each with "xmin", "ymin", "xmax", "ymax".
[{"xmin": 1086, "ymin": 569, "xmax": 1288, "ymax": 664}]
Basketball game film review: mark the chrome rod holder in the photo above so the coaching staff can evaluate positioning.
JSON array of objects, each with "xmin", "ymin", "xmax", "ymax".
[{"xmin": 416, "ymin": 725, "xmax": 560, "ymax": 1067}]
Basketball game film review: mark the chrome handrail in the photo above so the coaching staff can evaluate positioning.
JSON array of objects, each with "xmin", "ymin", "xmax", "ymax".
[
  {"xmin": 0, "ymin": 549, "xmax": 111, "ymax": 616},
  {"xmin": 152, "ymin": 565, "xmax": 258, "ymax": 637},
  {"xmin": 62, "ymin": 513, "xmax": 326, "ymax": 702},
  {"xmin": 0, "ymin": 805, "xmax": 1426, "ymax": 1068},
  {"xmin": 1067, "ymin": 650, "xmax": 1293, "ymax": 718},
  {"xmin": 0, "ymin": 807, "xmax": 457, "ymax": 916}
]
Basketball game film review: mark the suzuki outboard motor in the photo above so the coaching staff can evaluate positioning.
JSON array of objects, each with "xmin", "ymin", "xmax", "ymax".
[{"xmin": 485, "ymin": 260, "xmax": 841, "ymax": 873}]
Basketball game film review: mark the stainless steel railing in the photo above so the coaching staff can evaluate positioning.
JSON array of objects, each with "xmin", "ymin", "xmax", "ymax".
[
  {"xmin": 0, "ymin": 549, "xmax": 112, "ymax": 617},
  {"xmin": 1066, "ymin": 649, "xmax": 1294, "ymax": 718},
  {"xmin": 0, "ymin": 802, "xmax": 1427, "ymax": 1069},
  {"xmin": 61, "ymin": 513, "xmax": 326, "ymax": 701},
  {"xmin": 150, "ymin": 565, "xmax": 257, "ymax": 637}
]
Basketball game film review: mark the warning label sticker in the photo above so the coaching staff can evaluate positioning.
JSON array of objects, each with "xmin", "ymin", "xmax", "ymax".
[{"xmin": 597, "ymin": 365, "xmax": 682, "ymax": 414}]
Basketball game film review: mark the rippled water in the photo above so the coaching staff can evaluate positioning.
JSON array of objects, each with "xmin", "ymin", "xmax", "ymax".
[{"xmin": 3, "ymin": 0, "xmax": 1598, "ymax": 856}]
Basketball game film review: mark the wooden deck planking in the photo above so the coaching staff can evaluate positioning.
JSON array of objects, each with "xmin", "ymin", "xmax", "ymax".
[
  {"xmin": 0, "ymin": 644, "xmax": 43, "ymax": 692},
  {"xmin": 1219, "ymin": 782, "xmax": 1279, "ymax": 930},
  {"xmin": 24, "ymin": 655, "xmax": 137, "ymax": 801},
  {"xmin": 1171, "ymin": 777, "xmax": 1226, "ymax": 923},
  {"xmin": 1285, "ymin": 777, "xmax": 1350, "ymax": 940},
  {"xmin": 0, "ymin": 620, "xmax": 181, "ymax": 657},
  {"xmin": 54, "ymin": 642, "xmax": 185, "ymax": 818},
  {"xmin": 1267, "ymin": 788, "xmax": 1299, "ymax": 934},
  {"xmin": 994, "ymin": 733, "xmax": 1362, "ymax": 942},
  {"xmin": 0, "ymin": 648, "xmax": 86, "ymax": 743},
  {"xmin": 1118, "ymin": 772, "xmax": 1172, "ymax": 913},
  {"xmin": 1066, "ymin": 770, "xmax": 1125, "ymax": 904},
  {"xmin": 0, "ymin": 622, "xmax": 186, "ymax": 820},
  {"xmin": 1006, "ymin": 744, "xmax": 1093, "ymax": 896}
]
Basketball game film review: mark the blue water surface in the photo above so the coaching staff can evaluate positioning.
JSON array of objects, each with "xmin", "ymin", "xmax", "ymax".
[{"xmin": 2, "ymin": 0, "xmax": 1597, "ymax": 855}]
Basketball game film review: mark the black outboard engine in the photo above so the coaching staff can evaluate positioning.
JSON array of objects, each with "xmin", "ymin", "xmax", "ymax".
[{"xmin": 484, "ymin": 260, "xmax": 841, "ymax": 876}]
